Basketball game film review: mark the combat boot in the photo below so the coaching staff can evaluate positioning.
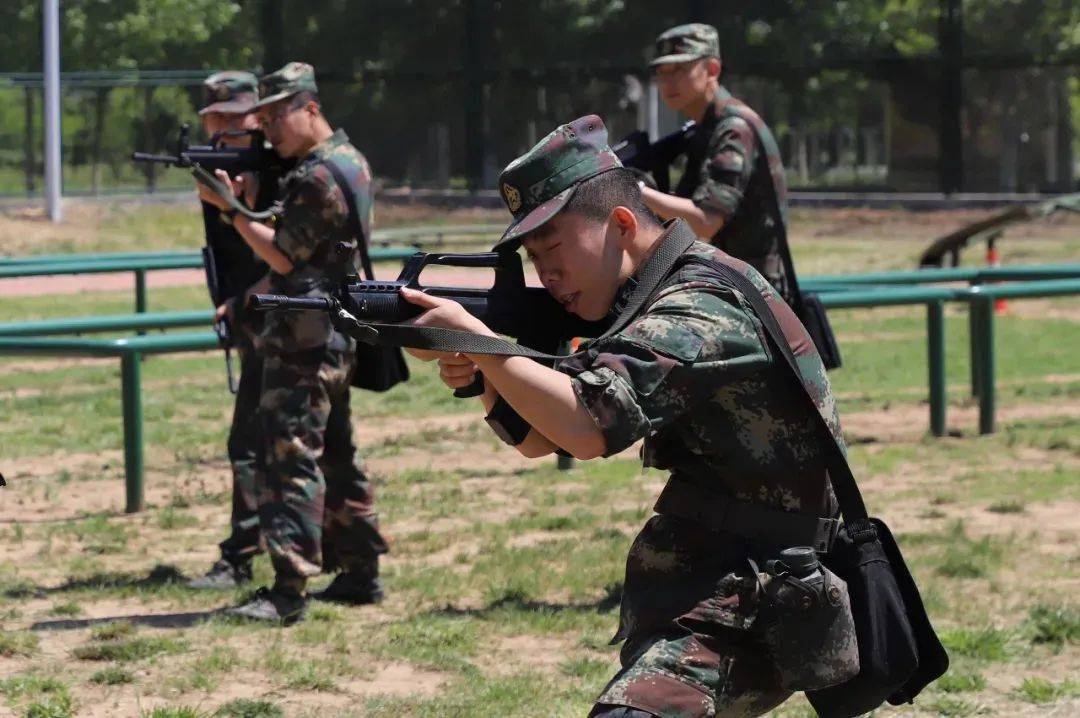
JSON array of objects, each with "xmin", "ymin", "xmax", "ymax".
[
  {"xmin": 311, "ymin": 568, "xmax": 384, "ymax": 606},
  {"xmin": 224, "ymin": 587, "xmax": 307, "ymax": 625},
  {"xmin": 186, "ymin": 558, "xmax": 252, "ymax": 590}
]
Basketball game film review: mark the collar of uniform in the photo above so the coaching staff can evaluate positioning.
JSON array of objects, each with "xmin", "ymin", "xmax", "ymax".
[
  {"xmin": 304, "ymin": 127, "xmax": 350, "ymax": 164},
  {"xmin": 605, "ymin": 219, "xmax": 683, "ymax": 322}
]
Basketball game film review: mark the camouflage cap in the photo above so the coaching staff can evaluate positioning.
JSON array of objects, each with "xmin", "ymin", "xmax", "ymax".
[
  {"xmin": 199, "ymin": 70, "xmax": 258, "ymax": 116},
  {"xmin": 495, "ymin": 115, "xmax": 621, "ymax": 248},
  {"xmin": 649, "ymin": 23, "xmax": 720, "ymax": 67},
  {"xmin": 252, "ymin": 62, "xmax": 319, "ymax": 110}
]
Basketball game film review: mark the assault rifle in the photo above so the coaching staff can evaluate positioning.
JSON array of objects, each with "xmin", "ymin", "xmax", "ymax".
[
  {"xmin": 132, "ymin": 123, "xmax": 289, "ymax": 180},
  {"xmin": 612, "ymin": 121, "xmax": 696, "ymax": 192},
  {"xmin": 132, "ymin": 124, "xmax": 291, "ymax": 390},
  {"xmin": 251, "ymin": 248, "xmax": 608, "ymax": 396}
]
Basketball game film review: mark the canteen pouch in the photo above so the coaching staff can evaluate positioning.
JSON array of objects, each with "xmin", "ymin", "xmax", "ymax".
[{"xmin": 758, "ymin": 556, "xmax": 860, "ymax": 692}]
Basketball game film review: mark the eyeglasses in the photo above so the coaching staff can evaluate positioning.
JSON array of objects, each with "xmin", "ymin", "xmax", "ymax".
[
  {"xmin": 651, "ymin": 61, "xmax": 701, "ymax": 82},
  {"xmin": 258, "ymin": 98, "xmax": 308, "ymax": 128}
]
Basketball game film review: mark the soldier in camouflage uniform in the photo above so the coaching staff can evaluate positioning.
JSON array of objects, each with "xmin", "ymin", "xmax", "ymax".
[
  {"xmin": 187, "ymin": 71, "xmax": 268, "ymax": 590},
  {"xmin": 640, "ymin": 24, "xmax": 796, "ymax": 307},
  {"xmin": 198, "ymin": 62, "xmax": 388, "ymax": 623},
  {"xmin": 401, "ymin": 116, "xmax": 847, "ymax": 716}
]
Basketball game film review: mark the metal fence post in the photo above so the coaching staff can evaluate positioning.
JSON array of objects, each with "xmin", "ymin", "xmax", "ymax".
[
  {"xmin": 121, "ymin": 351, "xmax": 145, "ymax": 512},
  {"xmin": 968, "ymin": 295, "xmax": 983, "ymax": 397},
  {"xmin": 974, "ymin": 296, "xmax": 997, "ymax": 434},
  {"xmin": 135, "ymin": 269, "xmax": 148, "ymax": 338},
  {"xmin": 927, "ymin": 301, "xmax": 947, "ymax": 437}
]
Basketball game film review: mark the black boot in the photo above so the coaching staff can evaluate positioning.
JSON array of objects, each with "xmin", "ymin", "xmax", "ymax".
[
  {"xmin": 311, "ymin": 568, "xmax": 384, "ymax": 605},
  {"xmin": 186, "ymin": 558, "xmax": 252, "ymax": 590},
  {"xmin": 223, "ymin": 586, "xmax": 307, "ymax": 625}
]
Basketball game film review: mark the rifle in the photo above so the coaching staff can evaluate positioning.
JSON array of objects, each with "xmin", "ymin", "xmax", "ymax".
[
  {"xmin": 132, "ymin": 123, "xmax": 289, "ymax": 182},
  {"xmin": 132, "ymin": 124, "xmax": 291, "ymax": 390},
  {"xmin": 612, "ymin": 121, "xmax": 696, "ymax": 193},
  {"xmin": 251, "ymin": 248, "xmax": 608, "ymax": 396}
]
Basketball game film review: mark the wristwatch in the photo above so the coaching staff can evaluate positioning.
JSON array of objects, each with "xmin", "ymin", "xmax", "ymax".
[{"xmin": 484, "ymin": 396, "xmax": 532, "ymax": 446}]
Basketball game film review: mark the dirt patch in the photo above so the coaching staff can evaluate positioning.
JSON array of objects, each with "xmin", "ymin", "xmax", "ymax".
[
  {"xmin": 844, "ymin": 398, "xmax": 1080, "ymax": 443},
  {"xmin": 344, "ymin": 662, "xmax": 447, "ymax": 698}
]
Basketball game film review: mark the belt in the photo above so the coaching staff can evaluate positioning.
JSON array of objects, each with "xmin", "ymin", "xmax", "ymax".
[{"xmin": 654, "ymin": 476, "xmax": 840, "ymax": 553}]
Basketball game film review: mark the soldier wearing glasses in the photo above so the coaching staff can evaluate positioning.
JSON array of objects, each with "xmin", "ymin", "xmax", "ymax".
[{"xmin": 197, "ymin": 62, "xmax": 387, "ymax": 623}]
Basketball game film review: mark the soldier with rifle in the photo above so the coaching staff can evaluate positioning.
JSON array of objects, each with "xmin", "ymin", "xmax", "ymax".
[
  {"xmin": 197, "ymin": 62, "xmax": 388, "ymax": 623},
  {"xmin": 637, "ymin": 24, "xmax": 795, "ymax": 308},
  {"xmin": 186, "ymin": 71, "xmax": 278, "ymax": 590}
]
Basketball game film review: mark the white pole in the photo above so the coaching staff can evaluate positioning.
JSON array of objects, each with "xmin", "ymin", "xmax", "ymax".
[{"xmin": 43, "ymin": 0, "xmax": 62, "ymax": 222}]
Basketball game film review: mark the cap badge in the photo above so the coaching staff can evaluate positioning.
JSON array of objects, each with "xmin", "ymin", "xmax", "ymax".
[{"xmin": 503, "ymin": 183, "xmax": 522, "ymax": 214}]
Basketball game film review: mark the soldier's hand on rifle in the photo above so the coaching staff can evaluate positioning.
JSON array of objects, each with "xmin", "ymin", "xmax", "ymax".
[
  {"xmin": 399, "ymin": 287, "xmax": 494, "ymax": 362},
  {"xmin": 436, "ymin": 353, "xmax": 480, "ymax": 391},
  {"xmin": 214, "ymin": 299, "xmax": 235, "ymax": 326},
  {"xmin": 196, "ymin": 169, "xmax": 243, "ymax": 211}
]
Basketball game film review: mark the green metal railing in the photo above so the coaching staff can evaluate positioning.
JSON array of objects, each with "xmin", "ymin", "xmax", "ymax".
[{"xmin": 2, "ymin": 249, "xmax": 1079, "ymax": 513}]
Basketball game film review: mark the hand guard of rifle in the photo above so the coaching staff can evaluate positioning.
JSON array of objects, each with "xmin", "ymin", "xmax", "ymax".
[{"xmin": 249, "ymin": 250, "xmax": 607, "ymax": 399}]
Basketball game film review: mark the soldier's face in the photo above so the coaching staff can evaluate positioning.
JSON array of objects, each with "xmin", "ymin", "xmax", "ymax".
[
  {"xmin": 654, "ymin": 59, "xmax": 712, "ymax": 111},
  {"xmin": 201, "ymin": 112, "xmax": 258, "ymax": 147},
  {"xmin": 523, "ymin": 211, "xmax": 629, "ymax": 321},
  {"xmin": 257, "ymin": 98, "xmax": 311, "ymax": 157}
]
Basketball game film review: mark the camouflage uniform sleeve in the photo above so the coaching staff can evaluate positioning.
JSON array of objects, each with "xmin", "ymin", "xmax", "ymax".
[
  {"xmin": 273, "ymin": 167, "xmax": 349, "ymax": 267},
  {"xmin": 691, "ymin": 116, "xmax": 758, "ymax": 220},
  {"xmin": 558, "ymin": 283, "xmax": 772, "ymax": 456}
]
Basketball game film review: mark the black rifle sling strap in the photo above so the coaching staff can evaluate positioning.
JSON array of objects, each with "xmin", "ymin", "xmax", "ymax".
[
  {"xmin": 319, "ymin": 159, "xmax": 374, "ymax": 281},
  {"xmin": 697, "ymin": 259, "xmax": 868, "ymax": 524},
  {"xmin": 350, "ymin": 223, "xmax": 698, "ymax": 360}
]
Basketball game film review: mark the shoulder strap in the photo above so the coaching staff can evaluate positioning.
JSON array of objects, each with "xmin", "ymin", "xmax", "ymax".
[
  {"xmin": 320, "ymin": 157, "xmax": 375, "ymax": 281},
  {"xmin": 715, "ymin": 99, "xmax": 805, "ymax": 308},
  {"xmin": 700, "ymin": 259, "xmax": 869, "ymax": 524}
]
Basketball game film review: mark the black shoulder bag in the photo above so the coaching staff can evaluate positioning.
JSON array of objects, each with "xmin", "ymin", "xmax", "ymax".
[
  {"xmin": 706, "ymin": 261, "xmax": 948, "ymax": 718},
  {"xmin": 321, "ymin": 160, "xmax": 410, "ymax": 392}
]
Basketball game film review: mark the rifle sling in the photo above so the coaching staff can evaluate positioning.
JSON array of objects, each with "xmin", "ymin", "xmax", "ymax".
[
  {"xmin": 191, "ymin": 165, "xmax": 278, "ymax": 222},
  {"xmin": 697, "ymin": 259, "xmax": 869, "ymax": 525}
]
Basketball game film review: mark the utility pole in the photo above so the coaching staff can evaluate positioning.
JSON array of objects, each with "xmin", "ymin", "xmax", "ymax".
[
  {"xmin": 43, "ymin": 0, "xmax": 61, "ymax": 221},
  {"xmin": 939, "ymin": 0, "xmax": 964, "ymax": 194}
]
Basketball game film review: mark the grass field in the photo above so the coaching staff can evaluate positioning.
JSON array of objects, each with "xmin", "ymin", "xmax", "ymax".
[{"xmin": 0, "ymin": 205, "xmax": 1077, "ymax": 717}]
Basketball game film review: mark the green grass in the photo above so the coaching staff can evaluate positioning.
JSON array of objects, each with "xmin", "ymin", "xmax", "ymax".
[
  {"xmin": 940, "ymin": 627, "xmax": 1010, "ymax": 662},
  {"xmin": 89, "ymin": 666, "xmax": 135, "ymax": 686},
  {"xmin": 1025, "ymin": 604, "xmax": 1080, "ymax": 647},
  {"xmin": 214, "ymin": 700, "xmax": 283, "ymax": 718},
  {"xmin": 1014, "ymin": 677, "xmax": 1079, "ymax": 704},
  {"xmin": 73, "ymin": 635, "xmax": 189, "ymax": 662},
  {"xmin": 0, "ymin": 206, "xmax": 1076, "ymax": 715},
  {"xmin": 0, "ymin": 630, "xmax": 39, "ymax": 657},
  {"xmin": 935, "ymin": 670, "xmax": 987, "ymax": 693}
]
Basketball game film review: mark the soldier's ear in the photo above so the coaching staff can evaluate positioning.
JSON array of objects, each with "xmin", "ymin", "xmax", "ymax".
[{"xmin": 610, "ymin": 205, "xmax": 638, "ymax": 243}]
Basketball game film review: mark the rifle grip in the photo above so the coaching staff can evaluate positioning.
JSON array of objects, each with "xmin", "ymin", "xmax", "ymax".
[{"xmin": 453, "ymin": 372, "xmax": 485, "ymax": 399}]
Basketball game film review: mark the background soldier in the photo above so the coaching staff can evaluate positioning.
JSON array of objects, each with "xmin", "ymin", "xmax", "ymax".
[
  {"xmin": 187, "ymin": 71, "xmax": 273, "ymax": 590},
  {"xmin": 399, "ymin": 116, "xmax": 848, "ymax": 717},
  {"xmin": 640, "ymin": 23, "xmax": 796, "ymax": 306},
  {"xmin": 197, "ymin": 62, "xmax": 388, "ymax": 623}
]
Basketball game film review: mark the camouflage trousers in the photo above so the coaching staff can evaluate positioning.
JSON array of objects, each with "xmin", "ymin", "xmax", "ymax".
[
  {"xmin": 217, "ymin": 340, "xmax": 264, "ymax": 565},
  {"xmin": 257, "ymin": 345, "xmax": 388, "ymax": 590},
  {"xmin": 591, "ymin": 515, "xmax": 791, "ymax": 718}
]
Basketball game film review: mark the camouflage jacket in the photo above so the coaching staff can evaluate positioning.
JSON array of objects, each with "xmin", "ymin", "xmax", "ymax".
[
  {"xmin": 675, "ymin": 86, "xmax": 794, "ymax": 305},
  {"xmin": 556, "ymin": 220, "xmax": 842, "ymax": 644},
  {"xmin": 261, "ymin": 129, "xmax": 374, "ymax": 352}
]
